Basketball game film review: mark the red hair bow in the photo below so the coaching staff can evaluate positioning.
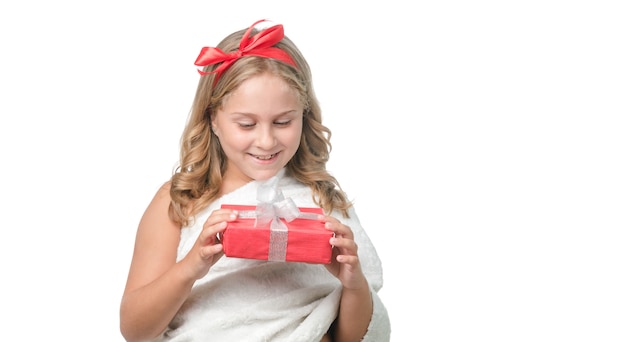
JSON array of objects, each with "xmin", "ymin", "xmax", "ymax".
[{"xmin": 194, "ymin": 19, "xmax": 297, "ymax": 80}]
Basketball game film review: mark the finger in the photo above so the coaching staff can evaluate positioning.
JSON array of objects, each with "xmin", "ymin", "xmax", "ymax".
[
  {"xmin": 199, "ymin": 221, "xmax": 228, "ymax": 246},
  {"xmin": 324, "ymin": 220, "xmax": 354, "ymax": 239},
  {"xmin": 202, "ymin": 209, "xmax": 239, "ymax": 229},
  {"xmin": 201, "ymin": 210, "xmax": 239, "ymax": 243},
  {"xmin": 335, "ymin": 254, "xmax": 359, "ymax": 265},
  {"xmin": 330, "ymin": 236, "xmax": 358, "ymax": 255},
  {"xmin": 199, "ymin": 243, "xmax": 224, "ymax": 260}
]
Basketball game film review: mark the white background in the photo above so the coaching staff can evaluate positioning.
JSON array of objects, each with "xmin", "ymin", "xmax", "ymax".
[{"xmin": 1, "ymin": 1, "xmax": 625, "ymax": 341}]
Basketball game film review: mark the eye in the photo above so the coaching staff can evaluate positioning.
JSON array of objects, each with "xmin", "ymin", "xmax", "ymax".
[
  {"xmin": 274, "ymin": 120, "xmax": 291, "ymax": 126},
  {"xmin": 238, "ymin": 122, "xmax": 256, "ymax": 128}
]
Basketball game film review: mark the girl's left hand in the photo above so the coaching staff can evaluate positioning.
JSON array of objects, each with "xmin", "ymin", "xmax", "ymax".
[{"xmin": 323, "ymin": 216, "xmax": 369, "ymax": 290}]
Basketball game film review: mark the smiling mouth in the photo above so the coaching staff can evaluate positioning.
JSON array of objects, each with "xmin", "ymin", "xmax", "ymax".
[{"xmin": 252, "ymin": 153, "xmax": 278, "ymax": 160}]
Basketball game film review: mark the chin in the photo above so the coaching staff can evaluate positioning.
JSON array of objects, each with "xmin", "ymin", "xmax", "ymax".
[{"xmin": 248, "ymin": 168, "xmax": 283, "ymax": 181}]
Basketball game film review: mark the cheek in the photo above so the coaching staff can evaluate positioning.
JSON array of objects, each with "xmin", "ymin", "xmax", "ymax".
[
  {"xmin": 282, "ymin": 126, "xmax": 303, "ymax": 147},
  {"xmin": 220, "ymin": 129, "xmax": 250, "ymax": 150}
]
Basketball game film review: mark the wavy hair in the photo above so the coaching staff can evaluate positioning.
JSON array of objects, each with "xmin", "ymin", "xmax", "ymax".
[{"xmin": 169, "ymin": 24, "xmax": 352, "ymax": 227}]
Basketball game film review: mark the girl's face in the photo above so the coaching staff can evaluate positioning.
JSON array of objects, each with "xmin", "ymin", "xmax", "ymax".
[{"xmin": 212, "ymin": 73, "xmax": 304, "ymax": 190}]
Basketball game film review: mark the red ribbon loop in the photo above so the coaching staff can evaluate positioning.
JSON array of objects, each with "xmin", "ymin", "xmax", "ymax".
[{"xmin": 194, "ymin": 19, "xmax": 297, "ymax": 79}]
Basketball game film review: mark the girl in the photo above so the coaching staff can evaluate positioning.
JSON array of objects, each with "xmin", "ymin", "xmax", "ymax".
[{"xmin": 120, "ymin": 19, "xmax": 390, "ymax": 342}]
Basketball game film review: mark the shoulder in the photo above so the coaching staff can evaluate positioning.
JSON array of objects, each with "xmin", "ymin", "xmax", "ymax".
[
  {"xmin": 140, "ymin": 180, "xmax": 176, "ymax": 226},
  {"xmin": 149, "ymin": 181, "xmax": 173, "ymax": 205},
  {"xmin": 158, "ymin": 180, "xmax": 172, "ymax": 194},
  {"xmin": 135, "ymin": 180, "xmax": 180, "ymax": 249}
]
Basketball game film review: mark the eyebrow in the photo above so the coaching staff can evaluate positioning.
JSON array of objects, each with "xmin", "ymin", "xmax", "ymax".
[{"xmin": 229, "ymin": 109, "xmax": 301, "ymax": 118}]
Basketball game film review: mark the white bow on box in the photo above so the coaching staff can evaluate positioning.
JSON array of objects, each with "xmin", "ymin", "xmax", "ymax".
[{"xmin": 236, "ymin": 175, "xmax": 319, "ymax": 261}]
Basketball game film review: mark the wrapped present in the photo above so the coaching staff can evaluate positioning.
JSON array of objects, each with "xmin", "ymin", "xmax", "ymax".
[
  {"xmin": 221, "ymin": 204, "xmax": 332, "ymax": 264},
  {"xmin": 220, "ymin": 175, "xmax": 333, "ymax": 264}
]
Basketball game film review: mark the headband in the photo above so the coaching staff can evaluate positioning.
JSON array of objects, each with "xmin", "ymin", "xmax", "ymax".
[{"xmin": 194, "ymin": 19, "xmax": 298, "ymax": 82}]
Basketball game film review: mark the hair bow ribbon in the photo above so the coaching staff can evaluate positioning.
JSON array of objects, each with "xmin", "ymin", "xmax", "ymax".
[{"xmin": 194, "ymin": 19, "xmax": 297, "ymax": 78}]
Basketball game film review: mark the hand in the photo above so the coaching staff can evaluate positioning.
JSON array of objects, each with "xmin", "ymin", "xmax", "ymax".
[
  {"xmin": 323, "ymin": 216, "xmax": 369, "ymax": 290},
  {"xmin": 181, "ymin": 208, "xmax": 238, "ymax": 280}
]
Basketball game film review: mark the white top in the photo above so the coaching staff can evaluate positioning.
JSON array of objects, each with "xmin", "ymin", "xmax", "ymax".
[{"xmin": 156, "ymin": 170, "xmax": 391, "ymax": 342}]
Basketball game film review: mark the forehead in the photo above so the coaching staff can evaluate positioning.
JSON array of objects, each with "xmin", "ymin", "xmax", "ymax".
[{"xmin": 220, "ymin": 73, "xmax": 303, "ymax": 112}]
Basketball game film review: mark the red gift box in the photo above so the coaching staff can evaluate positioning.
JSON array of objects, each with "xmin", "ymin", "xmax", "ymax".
[{"xmin": 220, "ymin": 204, "xmax": 333, "ymax": 264}]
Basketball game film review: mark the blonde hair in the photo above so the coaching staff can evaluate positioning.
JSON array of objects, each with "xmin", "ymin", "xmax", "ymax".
[{"xmin": 169, "ymin": 24, "xmax": 351, "ymax": 227}]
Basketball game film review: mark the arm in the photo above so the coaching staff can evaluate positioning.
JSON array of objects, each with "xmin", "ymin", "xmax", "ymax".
[
  {"xmin": 333, "ymin": 276, "xmax": 373, "ymax": 342},
  {"xmin": 119, "ymin": 183, "xmax": 232, "ymax": 341},
  {"xmin": 324, "ymin": 217, "xmax": 374, "ymax": 342}
]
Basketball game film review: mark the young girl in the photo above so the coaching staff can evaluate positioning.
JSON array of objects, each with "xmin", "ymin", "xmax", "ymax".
[{"xmin": 119, "ymin": 19, "xmax": 390, "ymax": 342}]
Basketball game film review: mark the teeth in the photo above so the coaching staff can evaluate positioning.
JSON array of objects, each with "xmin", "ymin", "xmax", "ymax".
[{"xmin": 256, "ymin": 154, "xmax": 274, "ymax": 160}]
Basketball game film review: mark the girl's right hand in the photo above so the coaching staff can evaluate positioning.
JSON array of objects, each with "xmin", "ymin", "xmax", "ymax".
[{"xmin": 180, "ymin": 209, "xmax": 238, "ymax": 280}]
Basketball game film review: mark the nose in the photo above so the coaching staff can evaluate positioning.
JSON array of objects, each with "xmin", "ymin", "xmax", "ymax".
[{"xmin": 255, "ymin": 125, "xmax": 277, "ymax": 150}]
